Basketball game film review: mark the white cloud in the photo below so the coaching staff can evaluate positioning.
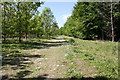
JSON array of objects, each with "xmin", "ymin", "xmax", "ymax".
[
  {"xmin": 62, "ymin": 14, "xmax": 71, "ymax": 21},
  {"xmin": 58, "ymin": 23, "xmax": 63, "ymax": 28}
]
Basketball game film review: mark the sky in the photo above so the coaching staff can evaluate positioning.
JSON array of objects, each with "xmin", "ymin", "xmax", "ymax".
[{"xmin": 38, "ymin": 2, "xmax": 76, "ymax": 28}]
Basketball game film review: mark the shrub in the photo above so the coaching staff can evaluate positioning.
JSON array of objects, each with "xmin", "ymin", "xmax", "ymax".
[{"xmin": 68, "ymin": 39, "xmax": 75, "ymax": 44}]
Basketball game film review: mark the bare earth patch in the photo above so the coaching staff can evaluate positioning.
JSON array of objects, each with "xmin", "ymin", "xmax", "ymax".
[{"xmin": 24, "ymin": 42, "xmax": 68, "ymax": 78}]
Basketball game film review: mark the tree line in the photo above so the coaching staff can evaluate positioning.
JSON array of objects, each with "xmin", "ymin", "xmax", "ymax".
[
  {"xmin": 2, "ymin": 2, "xmax": 59, "ymax": 42},
  {"xmin": 59, "ymin": 2, "xmax": 120, "ymax": 42}
]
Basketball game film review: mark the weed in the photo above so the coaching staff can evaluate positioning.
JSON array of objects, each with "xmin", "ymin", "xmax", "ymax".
[
  {"xmin": 66, "ymin": 53, "xmax": 74, "ymax": 60},
  {"xmin": 66, "ymin": 65, "xmax": 84, "ymax": 78},
  {"xmin": 68, "ymin": 39, "xmax": 75, "ymax": 44}
]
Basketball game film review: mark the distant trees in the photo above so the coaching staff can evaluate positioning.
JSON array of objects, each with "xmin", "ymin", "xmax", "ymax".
[
  {"xmin": 60, "ymin": 2, "xmax": 120, "ymax": 41},
  {"xmin": 40, "ymin": 7, "xmax": 59, "ymax": 38},
  {"xmin": 2, "ymin": 2, "xmax": 59, "ymax": 42},
  {"xmin": 2, "ymin": 2, "xmax": 119, "ymax": 42}
]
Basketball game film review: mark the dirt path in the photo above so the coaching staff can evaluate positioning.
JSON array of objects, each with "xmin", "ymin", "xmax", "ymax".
[
  {"xmin": 2, "ymin": 36, "xmax": 98, "ymax": 79},
  {"xmin": 24, "ymin": 40, "xmax": 69, "ymax": 78}
]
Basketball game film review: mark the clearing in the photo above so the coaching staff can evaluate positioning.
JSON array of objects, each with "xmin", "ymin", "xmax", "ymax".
[{"xmin": 1, "ymin": 36, "xmax": 118, "ymax": 80}]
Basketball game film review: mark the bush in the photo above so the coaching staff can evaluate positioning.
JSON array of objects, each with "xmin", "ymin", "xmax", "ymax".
[{"xmin": 68, "ymin": 39, "xmax": 75, "ymax": 44}]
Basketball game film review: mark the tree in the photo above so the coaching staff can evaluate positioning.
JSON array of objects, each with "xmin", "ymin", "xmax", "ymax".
[
  {"xmin": 2, "ymin": 2, "xmax": 43, "ymax": 42},
  {"xmin": 61, "ymin": 2, "xmax": 120, "ymax": 41},
  {"xmin": 110, "ymin": 1, "xmax": 114, "ymax": 42},
  {"xmin": 15, "ymin": 2, "xmax": 43, "ymax": 42},
  {"xmin": 30, "ymin": 14, "xmax": 44, "ymax": 38},
  {"xmin": 40, "ymin": 7, "xmax": 58, "ymax": 38},
  {"xmin": 51, "ymin": 22, "xmax": 59, "ymax": 36}
]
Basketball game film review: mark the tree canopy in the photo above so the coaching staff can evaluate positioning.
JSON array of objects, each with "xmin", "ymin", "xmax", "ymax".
[
  {"xmin": 2, "ymin": 2, "xmax": 59, "ymax": 42},
  {"xmin": 59, "ymin": 2, "xmax": 120, "ymax": 41}
]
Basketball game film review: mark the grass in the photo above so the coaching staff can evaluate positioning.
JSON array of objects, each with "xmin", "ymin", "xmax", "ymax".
[
  {"xmin": 2, "ymin": 38, "xmax": 50, "ymax": 79},
  {"xmin": 2, "ymin": 38, "xmax": 50, "ymax": 56},
  {"xmin": 65, "ymin": 52, "xmax": 84, "ymax": 79},
  {"xmin": 65, "ymin": 41, "xmax": 84, "ymax": 79},
  {"xmin": 66, "ymin": 38, "xmax": 118, "ymax": 79},
  {"xmin": 2, "ymin": 38, "xmax": 49, "ymax": 68},
  {"xmin": 2, "ymin": 37, "xmax": 118, "ymax": 80},
  {"xmin": 2, "ymin": 37, "xmax": 69, "ymax": 79},
  {"xmin": 66, "ymin": 65, "xmax": 84, "ymax": 78}
]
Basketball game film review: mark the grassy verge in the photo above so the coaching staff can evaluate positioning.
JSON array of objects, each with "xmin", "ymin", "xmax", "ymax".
[{"xmin": 66, "ymin": 38, "xmax": 118, "ymax": 79}]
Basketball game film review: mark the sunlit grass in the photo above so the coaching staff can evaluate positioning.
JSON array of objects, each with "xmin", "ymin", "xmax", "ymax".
[{"xmin": 70, "ymin": 38, "xmax": 118, "ymax": 78}]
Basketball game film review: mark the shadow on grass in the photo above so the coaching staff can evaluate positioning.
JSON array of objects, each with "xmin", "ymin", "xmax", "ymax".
[
  {"xmin": 2, "ymin": 74, "xmax": 118, "ymax": 80},
  {"xmin": 2, "ymin": 39, "xmax": 67, "ymax": 68},
  {"xmin": 2, "ymin": 39, "xmax": 68, "ymax": 50},
  {"xmin": 2, "ymin": 39, "xmax": 69, "ymax": 79},
  {"xmin": 2, "ymin": 52, "xmax": 44, "ymax": 70}
]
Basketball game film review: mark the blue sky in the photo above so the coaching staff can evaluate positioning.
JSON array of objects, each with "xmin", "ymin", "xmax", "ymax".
[{"xmin": 38, "ymin": 2, "xmax": 76, "ymax": 28}]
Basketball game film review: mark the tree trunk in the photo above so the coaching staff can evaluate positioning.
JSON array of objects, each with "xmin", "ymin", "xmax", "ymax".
[
  {"xmin": 111, "ymin": 0, "xmax": 114, "ymax": 42},
  {"xmin": 3, "ymin": 35, "xmax": 6, "ymax": 41},
  {"xmin": 18, "ymin": 2, "xmax": 22, "ymax": 43},
  {"xmin": 19, "ymin": 36, "xmax": 22, "ymax": 42},
  {"xmin": 25, "ymin": 33, "xmax": 27, "ymax": 40},
  {"xmin": 102, "ymin": 30, "xmax": 104, "ymax": 40},
  {"xmin": 3, "ymin": 3, "xmax": 6, "ymax": 42}
]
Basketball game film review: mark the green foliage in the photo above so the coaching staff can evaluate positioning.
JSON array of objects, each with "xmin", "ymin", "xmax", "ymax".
[
  {"xmin": 68, "ymin": 38, "xmax": 75, "ymax": 44},
  {"xmin": 2, "ymin": 2, "xmax": 43, "ymax": 41},
  {"xmin": 2, "ymin": 2, "xmax": 59, "ymax": 42},
  {"xmin": 61, "ymin": 2, "xmax": 120, "ymax": 41},
  {"xmin": 40, "ymin": 7, "xmax": 59, "ymax": 38}
]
